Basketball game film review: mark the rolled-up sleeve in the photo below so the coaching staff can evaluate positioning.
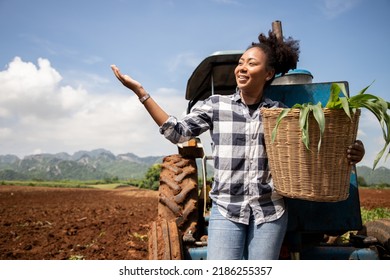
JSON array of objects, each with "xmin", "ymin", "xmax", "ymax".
[
  {"xmin": 159, "ymin": 116, "xmax": 191, "ymax": 144},
  {"xmin": 159, "ymin": 100, "xmax": 213, "ymax": 144}
]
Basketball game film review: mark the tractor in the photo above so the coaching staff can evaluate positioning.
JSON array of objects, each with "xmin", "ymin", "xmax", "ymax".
[{"xmin": 147, "ymin": 21, "xmax": 390, "ymax": 260}]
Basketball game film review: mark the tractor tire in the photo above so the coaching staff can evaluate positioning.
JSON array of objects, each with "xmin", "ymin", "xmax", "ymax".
[
  {"xmin": 360, "ymin": 218, "xmax": 390, "ymax": 255},
  {"xmin": 158, "ymin": 154, "xmax": 198, "ymax": 242},
  {"xmin": 148, "ymin": 219, "xmax": 183, "ymax": 260}
]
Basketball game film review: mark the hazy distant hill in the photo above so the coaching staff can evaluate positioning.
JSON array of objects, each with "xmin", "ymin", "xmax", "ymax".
[
  {"xmin": 356, "ymin": 166, "xmax": 390, "ymax": 185},
  {"xmin": 0, "ymin": 149, "xmax": 389, "ymax": 184},
  {"xmin": 0, "ymin": 149, "xmax": 163, "ymax": 181}
]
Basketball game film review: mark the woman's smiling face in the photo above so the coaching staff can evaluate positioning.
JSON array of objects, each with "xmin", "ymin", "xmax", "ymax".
[{"xmin": 235, "ymin": 47, "xmax": 274, "ymax": 96}]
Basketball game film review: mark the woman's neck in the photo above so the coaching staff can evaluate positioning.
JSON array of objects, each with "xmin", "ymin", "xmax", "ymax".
[{"xmin": 240, "ymin": 89, "xmax": 263, "ymax": 105}]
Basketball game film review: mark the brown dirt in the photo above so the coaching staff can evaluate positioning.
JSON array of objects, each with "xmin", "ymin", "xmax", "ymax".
[
  {"xmin": 358, "ymin": 188, "xmax": 390, "ymax": 210},
  {"xmin": 0, "ymin": 185, "xmax": 158, "ymax": 260},
  {"xmin": 0, "ymin": 185, "xmax": 388, "ymax": 260}
]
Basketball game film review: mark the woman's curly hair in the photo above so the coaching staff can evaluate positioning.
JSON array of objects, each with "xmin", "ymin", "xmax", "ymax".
[{"xmin": 250, "ymin": 31, "xmax": 300, "ymax": 79}]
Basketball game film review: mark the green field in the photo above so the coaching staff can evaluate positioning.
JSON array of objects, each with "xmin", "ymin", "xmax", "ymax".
[
  {"xmin": 360, "ymin": 207, "xmax": 390, "ymax": 223},
  {"xmin": 0, "ymin": 179, "xmax": 139, "ymax": 190}
]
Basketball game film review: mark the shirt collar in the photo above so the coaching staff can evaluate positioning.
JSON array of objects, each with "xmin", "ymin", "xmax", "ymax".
[{"xmin": 233, "ymin": 88, "xmax": 276, "ymax": 107}]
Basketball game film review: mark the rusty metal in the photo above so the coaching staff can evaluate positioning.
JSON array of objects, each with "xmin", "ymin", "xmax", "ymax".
[{"xmin": 272, "ymin": 20, "xmax": 283, "ymax": 42}]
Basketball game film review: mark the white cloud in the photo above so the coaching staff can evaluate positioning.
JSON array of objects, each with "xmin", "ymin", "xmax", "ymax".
[
  {"xmin": 168, "ymin": 52, "xmax": 200, "ymax": 73},
  {"xmin": 212, "ymin": 0, "xmax": 241, "ymax": 5},
  {"xmin": 59, "ymin": 85, "xmax": 88, "ymax": 111},
  {"xmin": 0, "ymin": 57, "xmax": 64, "ymax": 119},
  {"xmin": 1, "ymin": 57, "xmax": 61, "ymax": 95},
  {"xmin": 0, "ymin": 128, "xmax": 12, "ymax": 139},
  {"xmin": 0, "ymin": 57, "xmax": 188, "ymax": 158},
  {"xmin": 320, "ymin": 0, "xmax": 361, "ymax": 19}
]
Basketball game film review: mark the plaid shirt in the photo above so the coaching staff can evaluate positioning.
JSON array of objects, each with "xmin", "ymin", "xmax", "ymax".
[{"xmin": 160, "ymin": 90, "xmax": 286, "ymax": 225}]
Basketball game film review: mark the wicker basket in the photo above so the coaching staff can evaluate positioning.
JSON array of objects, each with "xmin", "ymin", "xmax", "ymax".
[{"xmin": 261, "ymin": 108, "xmax": 360, "ymax": 202}]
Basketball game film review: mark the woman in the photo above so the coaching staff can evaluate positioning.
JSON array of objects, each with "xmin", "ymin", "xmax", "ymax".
[{"xmin": 111, "ymin": 32, "xmax": 365, "ymax": 259}]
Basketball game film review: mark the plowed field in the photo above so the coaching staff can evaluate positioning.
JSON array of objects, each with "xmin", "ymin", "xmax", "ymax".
[{"xmin": 0, "ymin": 185, "xmax": 388, "ymax": 260}]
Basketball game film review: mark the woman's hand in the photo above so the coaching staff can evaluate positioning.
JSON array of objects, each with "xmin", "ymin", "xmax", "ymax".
[
  {"xmin": 110, "ymin": 64, "xmax": 169, "ymax": 126},
  {"xmin": 111, "ymin": 65, "xmax": 144, "ymax": 96},
  {"xmin": 347, "ymin": 140, "xmax": 365, "ymax": 165}
]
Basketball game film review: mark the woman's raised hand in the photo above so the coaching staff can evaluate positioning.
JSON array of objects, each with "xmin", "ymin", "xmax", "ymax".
[
  {"xmin": 110, "ymin": 65, "xmax": 169, "ymax": 126},
  {"xmin": 111, "ymin": 65, "xmax": 144, "ymax": 96}
]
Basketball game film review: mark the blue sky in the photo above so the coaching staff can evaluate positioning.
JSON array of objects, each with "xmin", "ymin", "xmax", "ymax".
[{"xmin": 0, "ymin": 0, "xmax": 389, "ymax": 169}]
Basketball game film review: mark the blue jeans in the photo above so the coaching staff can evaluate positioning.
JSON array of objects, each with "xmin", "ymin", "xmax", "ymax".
[{"xmin": 207, "ymin": 203, "xmax": 287, "ymax": 260}]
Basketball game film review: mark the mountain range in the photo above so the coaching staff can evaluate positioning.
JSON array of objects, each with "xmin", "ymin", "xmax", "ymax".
[
  {"xmin": 0, "ymin": 149, "xmax": 389, "ymax": 184},
  {"xmin": 355, "ymin": 165, "xmax": 390, "ymax": 185},
  {"xmin": 0, "ymin": 149, "xmax": 163, "ymax": 181}
]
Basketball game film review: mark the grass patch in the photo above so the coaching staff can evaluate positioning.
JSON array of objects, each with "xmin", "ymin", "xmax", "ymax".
[
  {"xmin": 0, "ymin": 179, "xmax": 139, "ymax": 189},
  {"xmin": 68, "ymin": 255, "xmax": 84, "ymax": 260},
  {"xmin": 86, "ymin": 183, "xmax": 127, "ymax": 190},
  {"xmin": 132, "ymin": 232, "xmax": 148, "ymax": 242},
  {"xmin": 0, "ymin": 180, "xmax": 91, "ymax": 188},
  {"xmin": 360, "ymin": 207, "xmax": 390, "ymax": 224}
]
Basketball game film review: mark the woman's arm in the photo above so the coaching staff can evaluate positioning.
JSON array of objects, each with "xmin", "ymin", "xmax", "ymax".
[{"xmin": 111, "ymin": 65, "xmax": 169, "ymax": 126}]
